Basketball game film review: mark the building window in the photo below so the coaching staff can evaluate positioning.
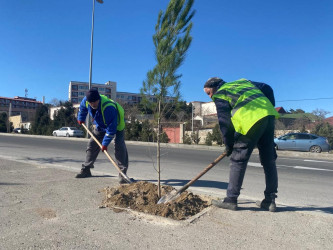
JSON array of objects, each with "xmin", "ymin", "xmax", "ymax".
[
  {"xmin": 72, "ymin": 85, "xmax": 78, "ymax": 90},
  {"xmin": 72, "ymin": 98, "xmax": 78, "ymax": 103},
  {"xmin": 105, "ymin": 88, "xmax": 111, "ymax": 93},
  {"xmin": 72, "ymin": 92, "xmax": 78, "ymax": 97},
  {"xmin": 79, "ymin": 85, "xmax": 88, "ymax": 90},
  {"xmin": 99, "ymin": 87, "xmax": 105, "ymax": 92},
  {"xmin": 79, "ymin": 92, "xmax": 85, "ymax": 96}
]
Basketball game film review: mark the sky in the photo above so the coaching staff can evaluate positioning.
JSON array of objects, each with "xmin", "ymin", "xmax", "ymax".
[{"xmin": 1, "ymin": 0, "xmax": 333, "ymax": 116}]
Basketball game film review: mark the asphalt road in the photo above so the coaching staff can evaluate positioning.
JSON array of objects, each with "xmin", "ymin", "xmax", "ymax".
[{"xmin": 1, "ymin": 133, "xmax": 332, "ymax": 214}]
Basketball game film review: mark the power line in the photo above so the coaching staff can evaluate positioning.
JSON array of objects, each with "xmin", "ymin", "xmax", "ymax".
[{"xmin": 276, "ymin": 97, "xmax": 333, "ymax": 102}]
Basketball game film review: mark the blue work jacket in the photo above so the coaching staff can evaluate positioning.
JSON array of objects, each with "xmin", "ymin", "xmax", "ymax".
[{"xmin": 78, "ymin": 96, "xmax": 118, "ymax": 147}]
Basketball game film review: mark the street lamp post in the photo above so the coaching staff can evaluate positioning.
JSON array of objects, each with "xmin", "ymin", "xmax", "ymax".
[{"xmin": 86, "ymin": 0, "xmax": 103, "ymax": 137}]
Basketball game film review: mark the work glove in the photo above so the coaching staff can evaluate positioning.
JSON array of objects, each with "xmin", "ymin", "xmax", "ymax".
[
  {"xmin": 224, "ymin": 144, "xmax": 233, "ymax": 157},
  {"xmin": 101, "ymin": 145, "xmax": 107, "ymax": 152},
  {"xmin": 78, "ymin": 120, "xmax": 84, "ymax": 125}
]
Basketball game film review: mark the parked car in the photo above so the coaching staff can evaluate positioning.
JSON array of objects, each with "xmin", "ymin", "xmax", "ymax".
[
  {"xmin": 274, "ymin": 133, "xmax": 330, "ymax": 153},
  {"xmin": 13, "ymin": 128, "xmax": 21, "ymax": 133},
  {"xmin": 52, "ymin": 127, "xmax": 84, "ymax": 137}
]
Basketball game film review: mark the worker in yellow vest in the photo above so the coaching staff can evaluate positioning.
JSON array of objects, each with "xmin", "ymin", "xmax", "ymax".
[
  {"xmin": 77, "ymin": 89, "xmax": 132, "ymax": 184},
  {"xmin": 204, "ymin": 77, "xmax": 279, "ymax": 212}
]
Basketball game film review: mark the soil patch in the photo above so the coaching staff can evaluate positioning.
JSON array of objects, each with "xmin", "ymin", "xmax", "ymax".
[{"xmin": 100, "ymin": 181, "xmax": 209, "ymax": 220}]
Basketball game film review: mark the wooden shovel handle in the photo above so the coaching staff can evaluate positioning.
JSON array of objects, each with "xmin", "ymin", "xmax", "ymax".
[
  {"xmin": 177, "ymin": 152, "xmax": 227, "ymax": 194},
  {"xmin": 81, "ymin": 123, "xmax": 132, "ymax": 183}
]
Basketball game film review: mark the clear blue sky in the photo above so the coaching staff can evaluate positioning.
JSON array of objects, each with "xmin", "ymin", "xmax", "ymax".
[{"xmin": 1, "ymin": 0, "xmax": 332, "ymax": 115}]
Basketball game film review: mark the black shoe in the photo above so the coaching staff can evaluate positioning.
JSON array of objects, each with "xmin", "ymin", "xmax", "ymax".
[
  {"xmin": 212, "ymin": 197, "xmax": 237, "ymax": 211},
  {"xmin": 75, "ymin": 168, "xmax": 92, "ymax": 178},
  {"xmin": 256, "ymin": 194, "xmax": 277, "ymax": 212}
]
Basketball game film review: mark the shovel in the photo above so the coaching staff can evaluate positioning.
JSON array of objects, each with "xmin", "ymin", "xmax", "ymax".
[
  {"xmin": 81, "ymin": 123, "xmax": 132, "ymax": 184},
  {"xmin": 157, "ymin": 152, "xmax": 227, "ymax": 204}
]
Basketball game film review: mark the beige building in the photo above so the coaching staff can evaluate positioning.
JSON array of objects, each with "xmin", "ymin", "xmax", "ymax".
[
  {"xmin": 68, "ymin": 81, "xmax": 116, "ymax": 104},
  {"xmin": 0, "ymin": 96, "xmax": 43, "ymax": 123}
]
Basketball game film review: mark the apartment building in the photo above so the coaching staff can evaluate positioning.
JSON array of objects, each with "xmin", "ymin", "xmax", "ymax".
[
  {"xmin": 68, "ymin": 81, "xmax": 116, "ymax": 104},
  {"xmin": 0, "ymin": 96, "xmax": 43, "ymax": 122}
]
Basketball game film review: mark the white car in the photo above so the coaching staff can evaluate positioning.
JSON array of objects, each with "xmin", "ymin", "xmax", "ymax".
[{"xmin": 53, "ymin": 127, "xmax": 84, "ymax": 137}]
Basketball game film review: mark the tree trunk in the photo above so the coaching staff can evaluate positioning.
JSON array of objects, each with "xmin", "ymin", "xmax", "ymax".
[{"xmin": 157, "ymin": 100, "xmax": 161, "ymax": 198}]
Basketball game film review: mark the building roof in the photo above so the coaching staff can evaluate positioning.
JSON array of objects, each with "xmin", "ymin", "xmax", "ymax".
[
  {"xmin": 0, "ymin": 96, "xmax": 42, "ymax": 104},
  {"xmin": 325, "ymin": 116, "xmax": 333, "ymax": 125},
  {"xmin": 275, "ymin": 107, "xmax": 286, "ymax": 113}
]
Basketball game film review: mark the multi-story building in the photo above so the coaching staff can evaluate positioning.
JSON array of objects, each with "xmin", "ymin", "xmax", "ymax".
[
  {"xmin": 68, "ymin": 80, "xmax": 175, "ymax": 105},
  {"xmin": 116, "ymin": 92, "xmax": 142, "ymax": 105},
  {"xmin": 68, "ymin": 81, "xmax": 116, "ymax": 104},
  {"xmin": 0, "ymin": 96, "xmax": 43, "ymax": 123}
]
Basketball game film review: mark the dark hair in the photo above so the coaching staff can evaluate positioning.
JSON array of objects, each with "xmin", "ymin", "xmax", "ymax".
[
  {"xmin": 204, "ymin": 77, "xmax": 225, "ymax": 88},
  {"xmin": 86, "ymin": 89, "xmax": 100, "ymax": 102}
]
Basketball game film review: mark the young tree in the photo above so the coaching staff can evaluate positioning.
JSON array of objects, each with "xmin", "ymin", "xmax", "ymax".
[{"xmin": 141, "ymin": 0, "xmax": 195, "ymax": 197}]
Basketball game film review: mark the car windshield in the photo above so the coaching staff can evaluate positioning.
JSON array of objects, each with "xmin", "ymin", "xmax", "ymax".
[{"xmin": 69, "ymin": 127, "xmax": 78, "ymax": 130}]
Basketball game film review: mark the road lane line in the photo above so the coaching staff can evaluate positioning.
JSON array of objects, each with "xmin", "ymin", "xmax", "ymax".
[
  {"xmin": 303, "ymin": 159, "xmax": 333, "ymax": 163},
  {"xmin": 294, "ymin": 166, "xmax": 333, "ymax": 171},
  {"xmin": 248, "ymin": 162, "xmax": 333, "ymax": 172}
]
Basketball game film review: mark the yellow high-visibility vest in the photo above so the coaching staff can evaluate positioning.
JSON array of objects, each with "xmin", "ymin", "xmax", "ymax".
[
  {"xmin": 86, "ymin": 95, "xmax": 125, "ymax": 131},
  {"xmin": 212, "ymin": 79, "xmax": 279, "ymax": 135}
]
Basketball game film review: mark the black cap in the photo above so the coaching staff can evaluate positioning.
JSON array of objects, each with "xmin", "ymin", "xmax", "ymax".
[
  {"xmin": 204, "ymin": 77, "xmax": 224, "ymax": 88},
  {"xmin": 86, "ymin": 89, "xmax": 100, "ymax": 102}
]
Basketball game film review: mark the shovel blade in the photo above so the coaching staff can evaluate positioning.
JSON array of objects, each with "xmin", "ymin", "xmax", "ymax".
[{"xmin": 157, "ymin": 190, "xmax": 180, "ymax": 204}]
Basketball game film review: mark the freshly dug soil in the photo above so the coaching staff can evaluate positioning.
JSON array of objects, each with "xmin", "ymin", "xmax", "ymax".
[{"xmin": 100, "ymin": 181, "xmax": 209, "ymax": 220}]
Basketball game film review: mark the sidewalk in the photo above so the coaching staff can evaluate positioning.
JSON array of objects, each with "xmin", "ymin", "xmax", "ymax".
[{"xmin": 1, "ymin": 157, "xmax": 332, "ymax": 249}]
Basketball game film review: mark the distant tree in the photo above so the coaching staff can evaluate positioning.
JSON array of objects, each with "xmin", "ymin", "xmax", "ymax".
[
  {"xmin": 30, "ymin": 105, "xmax": 52, "ymax": 135},
  {"xmin": 212, "ymin": 124, "xmax": 223, "ymax": 146},
  {"xmin": 125, "ymin": 116, "xmax": 142, "ymax": 141},
  {"xmin": 191, "ymin": 131, "xmax": 200, "ymax": 144},
  {"xmin": 312, "ymin": 109, "xmax": 330, "ymax": 121},
  {"xmin": 140, "ymin": 0, "xmax": 195, "ymax": 197},
  {"xmin": 205, "ymin": 132, "xmax": 213, "ymax": 146},
  {"xmin": 49, "ymin": 98, "xmax": 63, "ymax": 107},
  {"xmin": 52, "ymin": 102, "xmax": 78, "ymax": 131},
  {"xmin": 141, "ymin": 120, "xmax": 156, "ymax": 142},
  {"xmin": 288, "ymin": 109, "xmax": 305, "ymax": 114},
  {"xmin": 0, "ymin": 112, "xmax": 8, "ymax": 132},
  {"xmin": 183, "ymin": 133, "xmax": 192, "ymax": 144},
  {"xmin": 311, "ymin": 122, "xmax": 333, "ymax": 148}
]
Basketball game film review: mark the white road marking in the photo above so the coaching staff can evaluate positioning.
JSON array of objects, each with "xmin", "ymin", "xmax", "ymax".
[
  {"xmin": 303, "ymin": 159, "xmax": 333, "ymax": 163},
  {"xmin": 294, "ymin": 166, "xmax": 333, "ymax": 172},
  {"xmin": 248, "ymin": 162, "xmax": 333, "ymax": 172},
  {"xmin": 247, "ymin": 162, "xmax": 262, "ymax": 167}
]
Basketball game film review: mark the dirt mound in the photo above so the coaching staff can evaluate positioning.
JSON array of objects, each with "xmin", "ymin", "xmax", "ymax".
[{"xmin": 100, "ymin": 181, "xmax": 209, "ymax": 220}]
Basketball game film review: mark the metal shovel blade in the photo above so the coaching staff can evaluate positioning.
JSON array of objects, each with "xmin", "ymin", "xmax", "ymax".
[{"xmin": 157, "ymin": 190, "xmax": 180, "ymax": 204}]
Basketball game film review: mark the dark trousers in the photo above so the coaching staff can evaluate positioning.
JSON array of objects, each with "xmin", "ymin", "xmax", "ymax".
[
  {"xmin": 227, "ymin": 116, "xmax": 278, "ymax": 200},
  {"xmin": 82, "ymin": 128, "xmax": 128, "ymax": 174}
]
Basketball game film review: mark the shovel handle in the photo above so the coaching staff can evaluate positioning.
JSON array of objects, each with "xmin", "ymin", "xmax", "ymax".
[
  {"xmin": 81, "ymin": 123, "xmax": 132, "ymax": 183},
  {"xmin": 177, "ymin": 152, "xmax": 227, "ymax": 195}
]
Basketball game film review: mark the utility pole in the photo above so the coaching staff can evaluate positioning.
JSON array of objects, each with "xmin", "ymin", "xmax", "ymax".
[
  {"xmin": 7, "ymin": 102, "xmax": 12, "ymax": 133},
  {"xmin": 192, "ymin": 103, "xmax": 194, "ymax": 133},
  {"xmin": 86, "ymin": 0, "xmax": 103, "ymax": 137}
]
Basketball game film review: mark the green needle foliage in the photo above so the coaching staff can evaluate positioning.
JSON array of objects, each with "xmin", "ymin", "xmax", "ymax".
[{"xmin": 141, "ymin": 0, "xmax": 195, "ymax": 197}]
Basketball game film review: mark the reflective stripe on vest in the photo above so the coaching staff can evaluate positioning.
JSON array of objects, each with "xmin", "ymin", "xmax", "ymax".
[
  {"xmin": 86, "ymin": 95, "xmax": 125, "ymax": 131},
  {"xmin": 212, "ymin": 78, "xmax": 279, "ymax": 135}
]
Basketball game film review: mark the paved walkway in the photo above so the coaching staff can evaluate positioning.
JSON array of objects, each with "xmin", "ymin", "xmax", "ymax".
[{"xmin": 1, "ymin": 157, "xmax": 332, "ymax": 249}]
